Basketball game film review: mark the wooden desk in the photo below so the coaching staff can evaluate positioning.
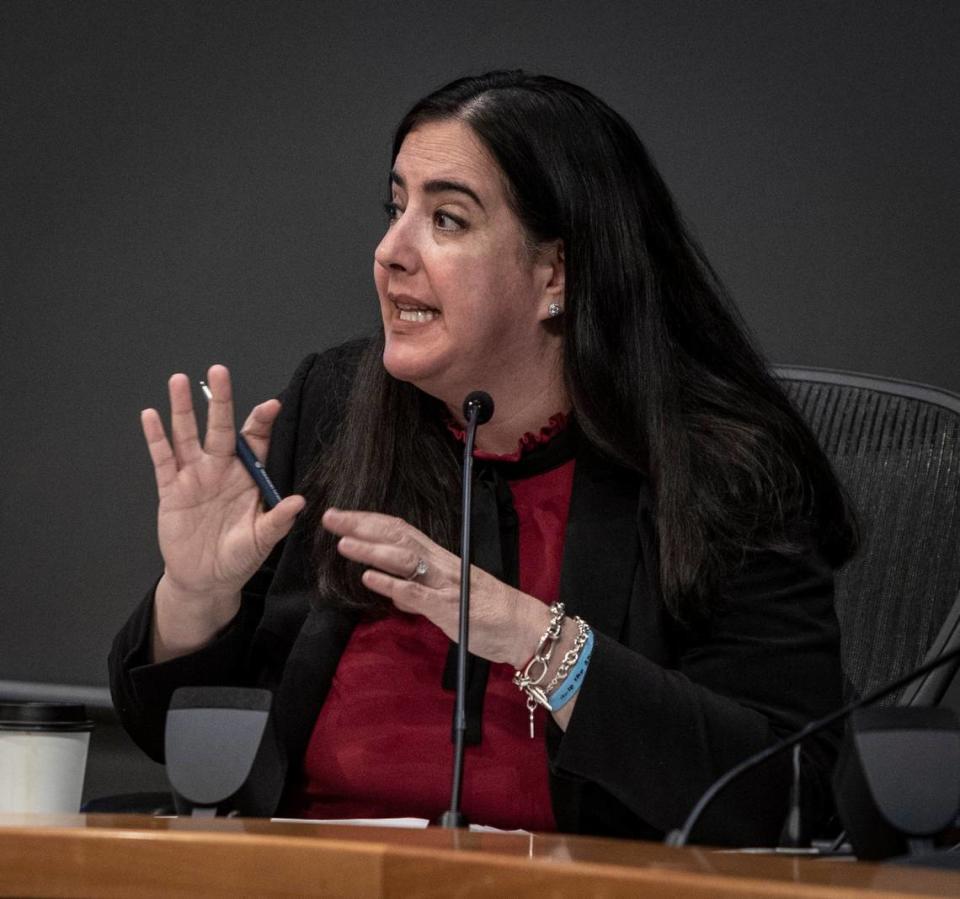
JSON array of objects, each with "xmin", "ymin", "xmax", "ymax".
[{"xmin": 1, "ymin": 814, "xmax": 959, "ymax": 898}]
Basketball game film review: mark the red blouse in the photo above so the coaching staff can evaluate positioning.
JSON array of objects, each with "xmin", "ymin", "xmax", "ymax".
[{"xmin": 294, "ymin": 418, "xmax": 575, "ymax": 830}]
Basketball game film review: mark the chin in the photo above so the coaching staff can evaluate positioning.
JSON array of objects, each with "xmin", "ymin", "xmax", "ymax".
[
  {"xmin": 383, "ymin": 338, "xmax": 458, "ymax": 402},
  {"xmin": 382, "ymin": 340, "xmax": 444, "ymax": 392}
]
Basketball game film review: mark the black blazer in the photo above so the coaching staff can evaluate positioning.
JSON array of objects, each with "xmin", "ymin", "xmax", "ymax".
[{"xmin": 109, "ymin": 340, "xmax": 845, "ymax": 845}]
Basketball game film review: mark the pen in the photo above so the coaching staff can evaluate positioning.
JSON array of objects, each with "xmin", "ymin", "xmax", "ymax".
[{"xmin": 200, "ymin": 380, "xmax": 283, "ymax": 509}]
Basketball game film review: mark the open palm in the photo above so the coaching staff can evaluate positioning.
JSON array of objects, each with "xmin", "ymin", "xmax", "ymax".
[{"xmin": 141, "ymin": 365, "xmax": 304, "ymax": 602}]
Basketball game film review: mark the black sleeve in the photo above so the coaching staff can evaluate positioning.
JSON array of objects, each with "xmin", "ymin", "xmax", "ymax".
[
  {"xmin": 108, "ymin": 345, "xmax": 362, "ymax": 761},
  {"xmin": 549, "ymin": 548, "xmax": 843, "ymax": 845}
]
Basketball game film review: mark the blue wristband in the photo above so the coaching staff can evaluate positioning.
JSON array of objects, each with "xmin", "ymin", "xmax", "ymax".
[{"xmin": 547, "ymin": 630, "xmax": 595, "ymax": 712}]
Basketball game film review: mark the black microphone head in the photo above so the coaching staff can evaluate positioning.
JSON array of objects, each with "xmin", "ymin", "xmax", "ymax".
[{"xmin": 463, "ymin": 391, "xmax": 494, "ymax": 425}]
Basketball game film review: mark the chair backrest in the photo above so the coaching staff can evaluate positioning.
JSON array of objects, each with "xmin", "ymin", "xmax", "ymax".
[{"xmin": 773, "ymin": 367, "xmax": 960, "ymax": 705}]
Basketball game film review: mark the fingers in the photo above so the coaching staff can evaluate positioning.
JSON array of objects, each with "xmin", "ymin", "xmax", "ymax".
[
  {"xmin": 149, "ymin": 365, "xmax": 279, "ymax": 468},
  {"xmin": 140, "ymin": 408, "xmax": 178, "ymax": 494},
  {"xmin": 359, "ymin": 564, "xmax": 524, "ymax": 664},
  {"xmin": 167, "ymin": 373, "xmax": 202, "ymax": 466},
  {"xmin": 239, "ymin": 398, "xmax": 282, "ymax": 459},
  {"xmin": 360, "ymin": 568, "xmax": 451, "ymax": 621},
  {"xmin": 336, "ymin": 534, "xmax": 425, "ymax": 581},
  {"xmin": 324, "ymin": 507, "xmax": 448, "ymax": 583},
  {"xmin": 324, "ymin": 506, "xmax": 446, "ymax": 585},
  {"xmin": 202, "ymin": 365, "xmax": 236, "ymax": 457},
  {"xmin": 325, "ymin": 507, "xmax": 462, "ymax": 626},
  {"xmin": 328, "ymin": 507, "xmax": 520, "ymax": 661},
  {"xmin": 322, "ymin": 508, "xmax": 420, "ymax": 545},
  {"xmin": 361, "ymin": 568, "xmax": 425, "ymax": 607},
  {"xmin": 254, "ymin": 494, "xmax": 307, "ymax": 553}
]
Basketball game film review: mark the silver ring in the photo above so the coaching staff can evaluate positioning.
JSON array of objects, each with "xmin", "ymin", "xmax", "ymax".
[{"xmin": 408, "ymin": 558, "xmax": 429, "ymax": 581}]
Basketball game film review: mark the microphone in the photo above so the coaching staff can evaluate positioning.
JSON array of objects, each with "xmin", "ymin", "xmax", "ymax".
[
  {"xmin": 439, "ymin": 390, "xmax": 494, "ymax": 829},
  {"xmin": 664, "ymin": 642, "xmax": 960, "ymax": 848},
  {"xmin": 463, "ymin": 390, "xmax": 494, "ymax": 426}
]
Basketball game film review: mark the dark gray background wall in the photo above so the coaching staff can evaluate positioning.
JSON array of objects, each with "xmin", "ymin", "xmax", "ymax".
[{"xmin": 2, "ymin": 0, "xmax": 959, "ymax": 700}]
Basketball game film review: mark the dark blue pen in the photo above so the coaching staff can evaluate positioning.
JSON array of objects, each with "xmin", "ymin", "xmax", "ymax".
[{"xmin": 200, "ymin": 380, "xmax": 283, "ymax": 509}]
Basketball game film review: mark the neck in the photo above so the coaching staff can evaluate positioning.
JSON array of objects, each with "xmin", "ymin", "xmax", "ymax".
[{"xmin": 450, "ymin": 367, "xmax": 569, "ymax": 455}]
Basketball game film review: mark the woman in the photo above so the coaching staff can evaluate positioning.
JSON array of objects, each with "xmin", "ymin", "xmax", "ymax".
[{"xmin": 110, "ymin": 71, "xmax": 856, "ymax": 845}]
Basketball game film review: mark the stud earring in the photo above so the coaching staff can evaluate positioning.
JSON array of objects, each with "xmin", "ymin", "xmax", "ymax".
[{"xmin": 548, "ymin": 303, "xmax": 563, "ymax": 318}]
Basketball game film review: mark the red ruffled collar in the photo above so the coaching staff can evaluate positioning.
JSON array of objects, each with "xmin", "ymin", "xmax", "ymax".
[{"xmin": 447, "ymin": 412, "xmax": 569, "ymax": 463}]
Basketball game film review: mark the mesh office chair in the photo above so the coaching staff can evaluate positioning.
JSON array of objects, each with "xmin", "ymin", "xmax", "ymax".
[{"xmin": 774, "ymin": 367, "xmax": 960, "ymax": 705}]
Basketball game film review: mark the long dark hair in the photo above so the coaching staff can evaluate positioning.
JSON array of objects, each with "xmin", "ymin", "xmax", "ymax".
[{"xmin": 305, "ymin": 71, "xmax": 857, "ymax": 618}]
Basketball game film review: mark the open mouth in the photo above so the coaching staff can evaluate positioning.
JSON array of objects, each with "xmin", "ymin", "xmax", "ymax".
[{"xmin": 395, "ymin": 301, "xmax": 440, "ymax": 322}]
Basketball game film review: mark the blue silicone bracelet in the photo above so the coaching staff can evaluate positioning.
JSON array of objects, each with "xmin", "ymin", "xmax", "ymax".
[{"xmin": 547, "ymin": 629, "xmax": 595, "ymax": 712}]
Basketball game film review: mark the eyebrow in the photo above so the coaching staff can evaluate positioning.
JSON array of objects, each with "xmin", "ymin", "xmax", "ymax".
[{"xmin": 390, "ymin": 171, "xmax": 485, "ymax": 210}]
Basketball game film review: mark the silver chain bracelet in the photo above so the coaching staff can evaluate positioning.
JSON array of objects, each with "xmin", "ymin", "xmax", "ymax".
[
  {"xmin": 543, "ymin": 616, "xmax": 589, "ymax": 696},
  {"xmin": 512, "ymin": 601, "xmax": 565, "ymax": 738}
]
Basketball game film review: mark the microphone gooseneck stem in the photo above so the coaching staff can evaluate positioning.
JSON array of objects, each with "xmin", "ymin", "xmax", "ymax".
[
  {"xmin": 440, "ymin": 404, "xmax": 480, "ymax": 829},
  {"xmin": 780, "ymin": 743, "xmax": 804, "ymax": 848},
  {"xmin": 666, "ymin": 642, "xmax": 960, "ymax": 847}
]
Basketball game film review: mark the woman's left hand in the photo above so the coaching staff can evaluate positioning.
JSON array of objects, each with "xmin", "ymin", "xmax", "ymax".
[{"xmin": 322, "ymin": 507, "xmax": 547, "ymax": 668}]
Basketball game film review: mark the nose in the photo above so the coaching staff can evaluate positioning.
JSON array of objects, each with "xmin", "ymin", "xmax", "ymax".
[{"xmin": 374, "ymin": 214, "xmax": 419, "ymax": 275}]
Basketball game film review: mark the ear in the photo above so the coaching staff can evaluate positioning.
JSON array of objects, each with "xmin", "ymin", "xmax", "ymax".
[{"xmin": 535, "ymin": 240, "xmax": 565, "ymax": 321}]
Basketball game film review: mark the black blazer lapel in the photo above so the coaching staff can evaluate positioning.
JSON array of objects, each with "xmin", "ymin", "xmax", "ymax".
[{"xmin": 559, "ymin": 443, "xmax": 643, "ymax": 640}]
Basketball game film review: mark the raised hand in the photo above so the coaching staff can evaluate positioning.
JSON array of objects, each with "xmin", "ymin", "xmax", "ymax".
[{"xmin": 141, "ymin": 365, "xmax": 304, "ymax": 660}]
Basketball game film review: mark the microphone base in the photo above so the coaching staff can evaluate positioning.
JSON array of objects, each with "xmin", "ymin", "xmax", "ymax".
[{"xmin": 437, "ymin": 810, "xmax": 470, "ymax": 829}]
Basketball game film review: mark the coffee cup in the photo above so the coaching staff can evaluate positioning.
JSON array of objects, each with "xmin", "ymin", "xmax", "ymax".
[{"xmin": 0, "ymin": 702, "xmax": 94, "ymax": 814}]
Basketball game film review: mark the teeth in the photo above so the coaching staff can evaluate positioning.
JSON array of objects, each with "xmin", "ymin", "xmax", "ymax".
[{"xmin": 398, "ymin": 309, "xmax": 440, "ymax": 322}]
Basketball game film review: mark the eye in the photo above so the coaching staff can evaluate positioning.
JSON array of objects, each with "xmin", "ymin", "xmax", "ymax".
[
  {"xmin": 383, "ymin": 201, "xmax": 402, "ymax": 224},
  {"xmin": 434, "ymin": 210, "xmax": 465, "ymax": 231}
]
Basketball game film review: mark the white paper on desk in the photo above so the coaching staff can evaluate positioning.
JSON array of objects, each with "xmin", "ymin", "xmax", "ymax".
[
  {"xmin": 272, "ymin": 817, "xmax": 430, "ymax": 828},
  {"xmin": 271, "ymin": 816, "xmax": 528, "ymax": 834}
]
